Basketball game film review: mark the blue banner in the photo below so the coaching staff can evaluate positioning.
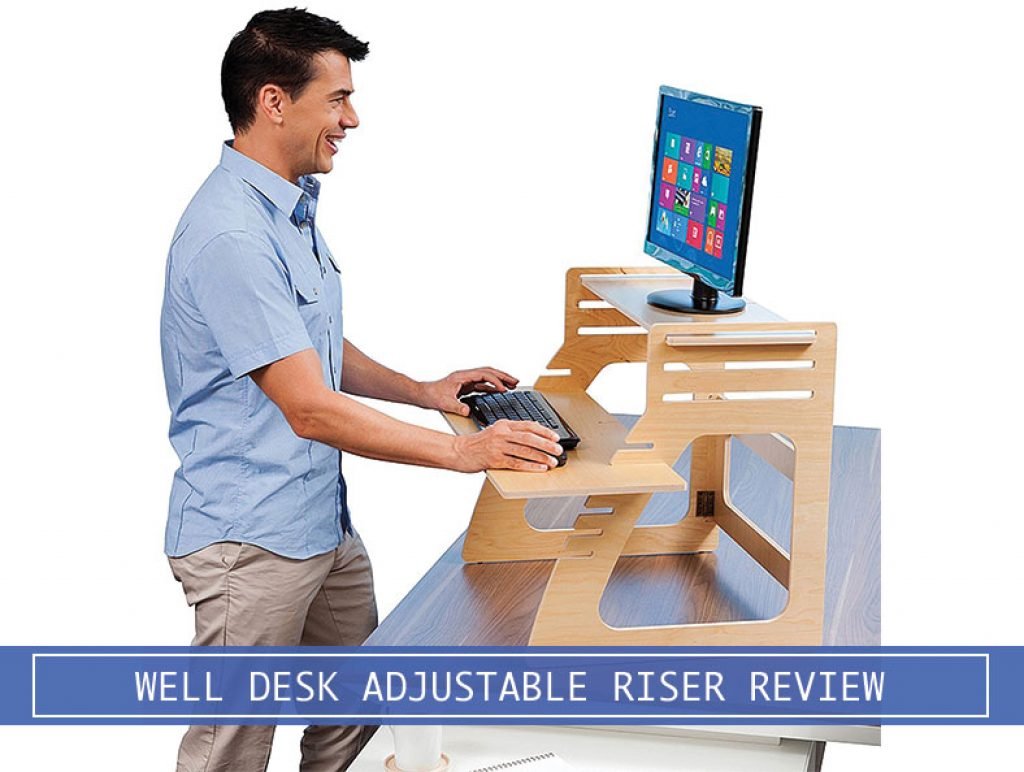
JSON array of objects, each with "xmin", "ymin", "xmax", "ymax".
[{"xmin": 2, "ymin": 646, "xmax": 1020, "ymax": 725}]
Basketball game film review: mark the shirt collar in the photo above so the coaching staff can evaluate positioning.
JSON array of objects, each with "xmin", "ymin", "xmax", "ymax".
[
  {"xmin": 219, "ymin": 141, "xmax": 320, "ymax": 221},
  {"xmin": 293, "ymin": 176, "xmax": 320, "ymax": 228}
]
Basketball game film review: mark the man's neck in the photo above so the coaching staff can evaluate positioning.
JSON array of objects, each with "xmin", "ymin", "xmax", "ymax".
[{"xmin": 232, "ymin": 133, "xmax": 299, "ymax": 184}]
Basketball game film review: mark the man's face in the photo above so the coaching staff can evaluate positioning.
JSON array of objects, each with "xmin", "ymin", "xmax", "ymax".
[{"xmin": 281, "ymin": 51, "xmax": 358, "ymax": 179}]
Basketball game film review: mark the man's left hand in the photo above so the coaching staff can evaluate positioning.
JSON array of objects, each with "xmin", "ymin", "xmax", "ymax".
[{"xmin": 419, "ymin": 367, "xmax": 519, "ymax": 416}]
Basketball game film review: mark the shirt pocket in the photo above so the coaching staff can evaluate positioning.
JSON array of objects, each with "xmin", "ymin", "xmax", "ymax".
[
  {"xmin": 295, "ymin": 280, "xmax": 322, "ymax": 305},
  {"xmin": 294, "ymin": 278, "xmax": 325, "ymax": 340}
]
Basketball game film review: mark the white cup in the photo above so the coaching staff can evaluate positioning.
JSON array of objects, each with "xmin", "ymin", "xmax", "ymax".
[{"xmin": 388, "ymin": 725, "xmax": 444, "ymax": 771}]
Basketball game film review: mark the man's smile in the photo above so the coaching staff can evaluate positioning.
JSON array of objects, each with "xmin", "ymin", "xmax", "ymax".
[{"xmin": 325, "ymin": 133, "xmax": 345, "ymax": 154}]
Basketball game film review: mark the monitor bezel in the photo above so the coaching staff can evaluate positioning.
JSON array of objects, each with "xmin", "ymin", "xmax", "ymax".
[{"xmin": 643, "ymin": 86, "xmax": 761, "ymax": 298}]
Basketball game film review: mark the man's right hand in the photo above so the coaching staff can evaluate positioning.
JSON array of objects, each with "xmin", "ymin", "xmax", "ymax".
[{"xmin": 452, "ymin": 419, "xmax": 563, "ymax": 472}]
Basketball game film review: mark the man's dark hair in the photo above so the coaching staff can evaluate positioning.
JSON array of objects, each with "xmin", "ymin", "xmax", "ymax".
[{"xmin": 222, "ymin": 7, "xmax": 369, "ymax": 133}]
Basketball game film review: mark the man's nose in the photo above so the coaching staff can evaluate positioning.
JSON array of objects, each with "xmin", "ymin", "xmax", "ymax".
[{"xmin": 341, "ymin": 103, "xmax": 359, "ymax": 129}]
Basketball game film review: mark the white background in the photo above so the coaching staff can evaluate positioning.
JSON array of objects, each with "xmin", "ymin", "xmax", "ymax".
[{"xmin": 1, "ymin": 1, "xmax": 1021, "ymax": 769}]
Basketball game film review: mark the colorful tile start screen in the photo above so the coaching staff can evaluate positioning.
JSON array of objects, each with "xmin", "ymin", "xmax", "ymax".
[{"xmin": 647, "ymin": 93, "xmax": 753, "ymax": 289}]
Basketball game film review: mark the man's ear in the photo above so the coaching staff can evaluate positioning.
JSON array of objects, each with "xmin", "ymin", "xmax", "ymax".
[{"xmin": 255, "ymin": 84, "xmax": 287, "ymax": 126}]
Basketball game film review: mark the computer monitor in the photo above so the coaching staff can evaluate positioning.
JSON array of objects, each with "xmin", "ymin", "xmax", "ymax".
[{"xmin": 644, "ymin": 86, "xmax": 762, "ymax": 314}]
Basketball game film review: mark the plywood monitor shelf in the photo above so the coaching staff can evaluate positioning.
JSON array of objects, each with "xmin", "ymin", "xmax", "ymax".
[
  {"xmin": 581, "ymin": 272, "xmax": 783, "ymax": 330},
  {"xmin": 443, "ymin": 388, "xmax": 685, "ymax": 499}
]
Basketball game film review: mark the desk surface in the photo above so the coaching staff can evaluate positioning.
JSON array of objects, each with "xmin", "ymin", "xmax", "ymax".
[{"xmin": 367, "ymin": 422, "xmax": 880, "ymax": 646}]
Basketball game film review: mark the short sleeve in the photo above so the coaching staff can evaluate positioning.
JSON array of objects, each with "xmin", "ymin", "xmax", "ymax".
[{"xmin": 184, "ymin": 231, "xmax": 313, "ymax": 378}]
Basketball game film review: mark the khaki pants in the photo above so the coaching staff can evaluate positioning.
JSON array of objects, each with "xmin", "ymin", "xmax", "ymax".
[{"xmin": 169, "ymin": 535, "xmax": 378, "ymax": 772}]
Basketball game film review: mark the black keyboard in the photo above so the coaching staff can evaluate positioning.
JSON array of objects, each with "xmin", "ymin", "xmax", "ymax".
[{"xmin": 460, "ymin": 390, "xmax": 580, "ymax": 451}]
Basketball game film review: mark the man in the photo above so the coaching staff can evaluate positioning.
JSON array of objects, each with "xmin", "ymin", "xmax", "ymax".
[{"xmin": 160, "ymin": 9, "xmax": 562, "ymax": 771}]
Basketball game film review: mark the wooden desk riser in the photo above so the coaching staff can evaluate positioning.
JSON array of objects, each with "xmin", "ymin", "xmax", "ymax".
[{"xmin": 443, "ymin": 267, "xmax": 838, "ymax": 646}]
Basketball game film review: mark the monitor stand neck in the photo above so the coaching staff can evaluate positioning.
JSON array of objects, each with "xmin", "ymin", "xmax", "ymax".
[{"xmin": 647, "ymin": 275, "xmax": 746, "ymax": 315}]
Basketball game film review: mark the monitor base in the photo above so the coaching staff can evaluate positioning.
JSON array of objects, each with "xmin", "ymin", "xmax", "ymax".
[{"xmin": 647, "ymin": 277, "xmax": 746, "ymax": 315}]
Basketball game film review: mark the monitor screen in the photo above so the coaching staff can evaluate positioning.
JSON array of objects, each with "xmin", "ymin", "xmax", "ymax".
[{"xmin": 644, "ymin": 87, "xmax": 761, "ymax": 297}]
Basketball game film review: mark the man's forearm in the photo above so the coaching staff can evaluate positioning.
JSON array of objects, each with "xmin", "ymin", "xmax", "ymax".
[
  {"xmin": 340, "ymin": 338, "xmax": 425, "ymax": 406},
  {"xmin": 296, "ymin": 387, "xmax": 559, "ymax": 474},
  {"xmin": 298, "ymin": 387, "xmax": 464, "ymax": 470},
  {"xmin": 250, "ymin": 348, "xmax": 562, "ymax": 474}
]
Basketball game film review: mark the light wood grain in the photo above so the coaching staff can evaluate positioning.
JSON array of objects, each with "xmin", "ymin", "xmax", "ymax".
[
  {"xmin": 365, "ymin": 427, "xmax": 879, "ymax": 647},
  {"xmin": 736, "ymin": 434, "xmax": 795, "ymax": 480},
  {"xmin": 438, "ymin": 268, "xmax": 837, "ymax": 646},
  {"xmin": 442, "ymin": 389, "xmax": 685, "ymax": 499},
  {"xmin": 581, "ymin": 273, "xmax": 783, "ymax": 331},
  {"xmin": 524, "ymin": 267, "xmax": 664, "ymax": 394}
]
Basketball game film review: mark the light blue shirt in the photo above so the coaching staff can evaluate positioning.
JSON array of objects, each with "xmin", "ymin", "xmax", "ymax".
[{"xmin": 160, "ymin": 142, "xmax": 349, "ymax": 559}]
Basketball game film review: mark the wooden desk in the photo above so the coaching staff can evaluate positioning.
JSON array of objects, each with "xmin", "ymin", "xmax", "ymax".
[{"xmin": 358, "ymin": 423, "xmax": 880, "ymax": 769}]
